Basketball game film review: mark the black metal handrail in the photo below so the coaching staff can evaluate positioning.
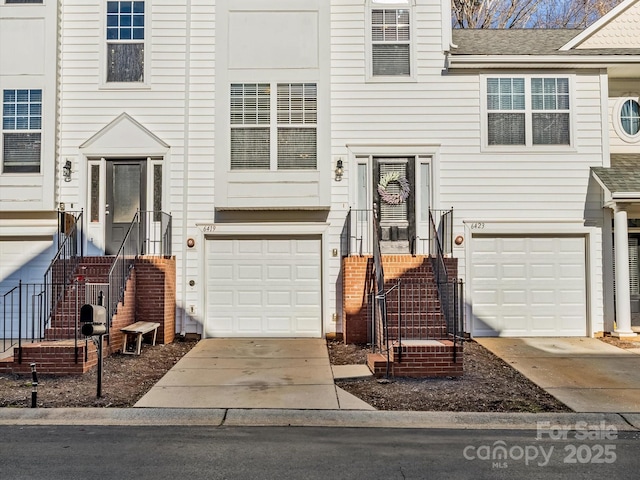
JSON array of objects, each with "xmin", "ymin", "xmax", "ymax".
[
  {"xmin": 1, "ymin": 282, "xmax": 45, "ymax": 361},
  {"xmin": 44, "ymin": 210, "xmax": 83, "ymax": 311},
  {"xmin": 428, "ymin": 209, "xmax": 465, "ymax": 358}
]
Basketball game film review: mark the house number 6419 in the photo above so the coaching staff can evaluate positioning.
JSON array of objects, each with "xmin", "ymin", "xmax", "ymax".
[{"xmin": 470, "ymin": 223, "xmax": 485, "ymax": 229}]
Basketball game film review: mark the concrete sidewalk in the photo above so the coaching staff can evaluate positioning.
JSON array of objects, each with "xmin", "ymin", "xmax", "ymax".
[
  {"xmin": 135, "ymin": 338, "xmax": 373, "ymax": 410},
  {"xmin": 476, "ymin": 337, "xmax": 640, "ymax": 413}
]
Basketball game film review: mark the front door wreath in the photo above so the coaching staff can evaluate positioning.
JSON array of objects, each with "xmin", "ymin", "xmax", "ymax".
[{"xmin": 377, "ymin": 171, "xmax": 411, "ymax": 205}]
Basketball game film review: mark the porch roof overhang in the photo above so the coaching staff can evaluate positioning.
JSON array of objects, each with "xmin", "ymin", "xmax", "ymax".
[{"xmin": 591, "ymin": 155, "xmax": 640, "ymax": 207}]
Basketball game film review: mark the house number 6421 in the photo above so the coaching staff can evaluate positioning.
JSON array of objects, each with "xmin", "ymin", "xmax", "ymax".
[{"xmin": 470, "ymin": 223, "xmax": 485, "ymax": 229}]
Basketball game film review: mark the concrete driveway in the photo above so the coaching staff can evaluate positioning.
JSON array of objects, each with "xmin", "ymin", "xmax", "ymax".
[
  {"xmin": 476, "ymin": 337, "xmax": 640, "ymax": 413},
  {"xmin": 135, "ymin": 338, "xmax": 373, "ymax": 410}
]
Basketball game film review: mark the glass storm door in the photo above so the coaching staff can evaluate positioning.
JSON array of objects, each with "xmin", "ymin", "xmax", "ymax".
[
  {"xmin": 373, "ymin": 157, "xmax": 415, "ymax": 252},
  {"xmin": 105, "ymin": 160, "xmax": 146, "ymax": 255}
]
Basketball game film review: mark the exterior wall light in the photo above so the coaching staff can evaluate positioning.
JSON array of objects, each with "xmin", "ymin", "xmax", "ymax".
[
  {"xmin": 335, "ymin": 158, "xmax": 344, "ymax": 181},
  {"xmin": 63, "ymin": 160, "xmax": 72, "ymax": 182}
]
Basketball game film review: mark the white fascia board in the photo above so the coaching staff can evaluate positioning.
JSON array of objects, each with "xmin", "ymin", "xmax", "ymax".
[
  {"xmin": 591, "ymin": 170, "xmax": 613, "ymax": 204},
  {"xmin": 448, "ymin": 55, "xmax": 640, "ymax": 69},
  {"xmin": 611, "ymin": 193, "xmax": 640, "ymax": 200}
]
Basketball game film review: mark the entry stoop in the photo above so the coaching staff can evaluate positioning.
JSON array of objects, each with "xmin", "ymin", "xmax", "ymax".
[
  {"xmin": 0, "ymin": 340, "xmax": 99, "ymax": 375},
  {"xmin": 367, "ymin": 339, "xmax": 463, "ymax": 378}
]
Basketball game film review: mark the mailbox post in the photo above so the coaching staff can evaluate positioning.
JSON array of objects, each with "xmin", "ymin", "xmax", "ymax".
[{"xmin": 80, "ymin": 304, "xmax": 107, "ymax": 398}]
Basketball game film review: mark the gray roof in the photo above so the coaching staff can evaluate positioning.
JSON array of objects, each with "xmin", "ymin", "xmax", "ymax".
[
  {"xmin": 451, "ymin": 29, "xmax": 640, "ymax": 56},
  {"xmin": 592, "ymin": 155, "xmax": 640, "ymax": 194}
]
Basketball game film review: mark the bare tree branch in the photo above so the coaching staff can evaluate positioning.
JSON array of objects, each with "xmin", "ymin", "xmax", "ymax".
[{"xmin": 452, "ymin": 0, "xmax": 623, "ymax": 29}]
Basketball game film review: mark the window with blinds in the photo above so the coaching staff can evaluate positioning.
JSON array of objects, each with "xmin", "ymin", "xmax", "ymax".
[
  {"xmin": 532, "ymin": 78, "xmax": 570, "ymax": 145},
  {"xmin": 2, "ymin": 89, "xmax": 42, "ymax": 173},
  {"xmin": 230, "ymin": 83, "xmax": 270, "ymax": 169},
  {"xmin": 277, "ymin": 83, "xmax": 317, "ymax": 169},
  {"xmin": 487, "ymin": 78, "xmax": 525, "ymax": 145},
  {"xmin": 106, "ymin": 1, "xmax": 145, "ymax": 83},
  {"xmin": 487, "ymin": 77, "xmax": 571, "ymax": 147},
  {"xmin": 371, "ymin": 8, "xmax": 410, "ymax": 76},
  {"xmin": 230, "ymin": 83, "xmax": 317, "ymax": 170}
]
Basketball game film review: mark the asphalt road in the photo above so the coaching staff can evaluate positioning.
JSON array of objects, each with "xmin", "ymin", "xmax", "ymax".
[{"xmin": 1, "ymin": 425, "xmax": 639, "ymax": 479}]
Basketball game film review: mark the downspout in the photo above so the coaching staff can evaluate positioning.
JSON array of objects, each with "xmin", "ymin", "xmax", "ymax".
[{"xmin": 179, "ymin": 0, "xmax": 193, "ymax": 337}]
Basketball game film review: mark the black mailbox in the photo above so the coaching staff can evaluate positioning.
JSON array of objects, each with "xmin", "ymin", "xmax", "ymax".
[{"xmin": 80, "ymin": 304, "xmax": 107, "ymax": 336}]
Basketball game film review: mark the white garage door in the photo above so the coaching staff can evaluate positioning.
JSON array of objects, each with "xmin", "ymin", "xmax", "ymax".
[
  {"xmin": 0, "ymin": 239, "xmax": 53, "ymax": 287},
  {"xmin": 1, "ymin": 238, "xmax": 54, "ymax": 339},
  {"xmin": 471, "ymin": 236, "xmax": 586, "ymax": 337},
  {"xmin": 205, "ymin": 236, "xmax": 322, "ymax": 337}
]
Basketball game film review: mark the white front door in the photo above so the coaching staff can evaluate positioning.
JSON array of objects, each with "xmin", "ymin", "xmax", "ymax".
[
  {"xmin": 471, "ymin": 235, "xmax": 587, "ymax": 337},
  {"xmin": 205, "ymin": 236, "xmax": 322, "ymax": 337}
]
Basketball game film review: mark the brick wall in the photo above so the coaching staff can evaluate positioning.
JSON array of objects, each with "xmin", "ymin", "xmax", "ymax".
[
  {"xmin": 135, "ymin": 257, "xmax": 176, "ymax": 344},
  {"xmin": 108, "ymin": 256, "xmax": 176, "ymax": 353},
  {"xmin": 108, "ymin": 269, "xmax": 137, "ymax": 354}
]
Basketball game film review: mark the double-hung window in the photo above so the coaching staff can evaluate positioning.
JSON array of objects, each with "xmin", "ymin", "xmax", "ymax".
[
  {"xmin": 2, "ymin": 89, "xmax": 42, "ymax": 173},
  {"xmin": 230, "ymin": 83, "xmax": 317, "ymax": 170},
  {"xmin": 371, "ymin": 1, "xmax": 411, "ymax": 77},
  {"xmin": 106, "ymin": 1, "xmax": 145, "ymax": 83},
  {"xmin": 487, "ymin": 76, "xmax": 571, "ymax": 147}
]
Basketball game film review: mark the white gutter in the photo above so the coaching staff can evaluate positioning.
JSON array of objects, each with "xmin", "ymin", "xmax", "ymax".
[
  {"xmin": 447, "ymin": 55, "xmax": 640, "ymax": 69},
  {"xmin": 179, "ymin": 0, "xmax": 193, "ymax": 337}
]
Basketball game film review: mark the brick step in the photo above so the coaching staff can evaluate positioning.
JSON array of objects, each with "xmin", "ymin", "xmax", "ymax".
[
  {"xmin": 0, "ymin": 340, "xmax": 98, "ymax": 375},
  {"xmin": 44, "ymin": 326, "xmax": 81, "ymax": 340},
  {"xmin": 386, "ymin": 327, "xmax": 448, "ymax": 340},
  {"xmin": 367, "ymin": 340, "xmax": 463, "ymax": 378}
]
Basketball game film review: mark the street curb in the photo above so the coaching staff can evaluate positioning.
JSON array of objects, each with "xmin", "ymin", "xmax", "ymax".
[{"xmin": 0, "ymin": 408, "xmax": 639, "ymax": 430}]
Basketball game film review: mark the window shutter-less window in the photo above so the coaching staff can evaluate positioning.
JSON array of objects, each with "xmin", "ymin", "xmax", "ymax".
[
  {"xmin": 487, "ymin": 78, "xmax": 525, "ymax": 145},
  {"xmin": 277, "ymin": 83, "xmax": 317, "ymax": 170},
  {"xmin": 2, "ymin": 89, "xmax": 42, "ymax": 173},
  {"xmin": 531, "ymin": 78, "xmax": 570, "ymax": 145},
  {"xmin": 106, "ymin": 1, "xmax": 145, "ymax": 83},
  {"xmin": 230, "ymin": 84, "xmax": 271, "ymax": 170},
  {"xmin": 372, "ymin": 9, "xmax": 410, "ymax": 76}
]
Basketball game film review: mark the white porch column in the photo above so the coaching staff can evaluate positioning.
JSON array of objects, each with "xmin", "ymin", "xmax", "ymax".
[{"xmin": 613, "ymin": 205, "xmax": 637, "ymax": 337}]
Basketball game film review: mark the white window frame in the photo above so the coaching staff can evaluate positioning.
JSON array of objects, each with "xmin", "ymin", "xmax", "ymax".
[
  {"xmin": 230, "ymin": 82, "xmax": 317, "ymax": 171},
  {"xmin": 102, "ymin": 0, "xmax": 149, "ymax": 88},
  {"xmin": 1, "ymin": 88, "xmax": 42, "ymax": 174},
  {"xmin": 481, "ymin": 74, "xmax": 576, "ymax": 151},
  {"xmin": 366, "ymin": 0, "xmax": 416, "ymax": 82},
  {"xmin": 613, "ymin": 96, "xmax": 640, "ymax": 144}
]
